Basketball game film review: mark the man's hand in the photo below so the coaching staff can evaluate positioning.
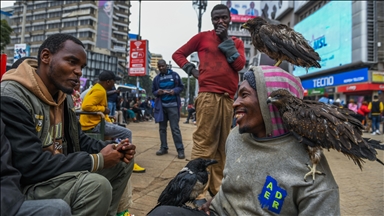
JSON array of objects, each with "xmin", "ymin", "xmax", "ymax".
[
  {"xmin": 167, "ymin": 90, "xmax": 175, "ymax": 95},
  {"xmin": 115, "ymin": 138, "xmax": 136, "ymax": 164},
  {"xmin": 198, "ymin": 197, "xmax": 213, "ymax": 215},
  {"xmin": 104, "ymin": 107, "xmax": 110, "ymax": 115},
  {"xmin": 215, "ymin": 23, "xmax": 229, "ymax": 41},
  {"xmin": 199, "ymin": 198, "xmax": 213, "ymax": 215},
  {"xmin": 157, "ymin": 89, "xmax": 165, "ymax": 95},
  {"xmin": 100, "ymin": 144, "xmax": 124, "ymax": 168},
  {"xmin": 191, "ymin": 68, "xmax": 199, "ymax": 79}
]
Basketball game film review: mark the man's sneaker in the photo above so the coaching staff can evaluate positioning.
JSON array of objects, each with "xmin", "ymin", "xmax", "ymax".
[
  {"xmin": 376, "ymin": 130, "xmax": 381, "ymax": 135},
  {"xmin": 177, "ymin": 151, "xmax": 185, "ymax": 159},
  {"xmin": 183, "ymin": 121, "xmax": 189, "ymax": 124},
  {"xmin": 156, "ymin": 148, "xmax": 168, "ymax": 155},
  {"xmin": 133, "ymin": 163, "xmax": 146, "ymax": 173},
  {"xmin": 371, "ymin": 131, "xmax": 377, "ymax": 135}
]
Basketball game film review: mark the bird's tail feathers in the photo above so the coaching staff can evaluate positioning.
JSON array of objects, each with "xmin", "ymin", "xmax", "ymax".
[
  {"xmin": 376, "ymin": 158, "xmax": 384, "ymax": 166},
  {"xmin": 363, "ymin": 137, "xmax": 384, "ymax": 150}
]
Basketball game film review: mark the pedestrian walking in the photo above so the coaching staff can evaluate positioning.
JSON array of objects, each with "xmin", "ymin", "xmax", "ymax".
[
  {"xmin": 368, "ymin": 95, "xmax": 383, "ymax": 135},
  {"xmin": 152, "ymin": 59, "xmax": 185, "ymax": 159}
]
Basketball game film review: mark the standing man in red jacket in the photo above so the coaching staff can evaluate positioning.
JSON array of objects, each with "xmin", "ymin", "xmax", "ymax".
[{"xmin": 172, "ymin": 4, "xmax": 246, "ymax": 207}]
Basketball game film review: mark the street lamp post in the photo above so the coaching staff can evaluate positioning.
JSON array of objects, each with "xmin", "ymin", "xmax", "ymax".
[
  {"xmin": 136, "ymin": 0, "xmax": 142, "ymax": 98},
  {"xmin": 190, "ymin": 0, "xmax": 207, "ymax": 101}
]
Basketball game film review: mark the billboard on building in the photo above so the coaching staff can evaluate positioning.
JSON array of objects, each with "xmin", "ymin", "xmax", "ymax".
[
  {"xmin": 13, "ymin": 44, "xmax": 30, "ymax": 63},
  {"xmin": 259, "ymin": 1, "xmax": 294, "ymax": 20},
  {"xmin": 96, "ymin": 0, "xmax": 113, "ymax": 49},
  {"xmin": 221, "ymin": 1, "xmax": 259, "ymax": 22},
  {"xmin": 129, "ymin": 40, "xmax": 148, "ymax": 76},
  {"xmin": 292, "ymin": 1, "xmax": 352, "ymax": 76}
]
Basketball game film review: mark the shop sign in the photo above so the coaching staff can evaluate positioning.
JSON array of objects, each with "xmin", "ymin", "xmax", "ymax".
[
  {"xmin": 337, "ymin": 83, "xmax": 384, "ymax": 92},
  {"xmin": 301, "ymin": 67, "xmax": 368, "ymax": 89},
  {"xmin": 372, "ymin": 71, "xmax": 384, "ymax": 83},
  {"xmin": 325, "ymin": 87, "xmax": 335, "ymax": 94},
  {"xmin": 308, "ymin": 88, "xmax": 324, "ymax": 95}
]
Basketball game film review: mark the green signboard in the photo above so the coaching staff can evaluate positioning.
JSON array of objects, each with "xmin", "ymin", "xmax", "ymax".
[{"xmin": 308, "ymin": 88, "xmax": 324, "ymax": 95}]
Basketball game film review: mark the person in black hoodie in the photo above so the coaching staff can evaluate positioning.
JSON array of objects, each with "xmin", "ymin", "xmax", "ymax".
[{"xmin": 1, "ymin": 118, "xmax": 72, "ymax": 216}]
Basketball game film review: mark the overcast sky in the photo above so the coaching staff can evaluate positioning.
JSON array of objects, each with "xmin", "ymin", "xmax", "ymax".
[{"xmin": 1, "ymin": 1, "xmax": 224, "ymax": 78}]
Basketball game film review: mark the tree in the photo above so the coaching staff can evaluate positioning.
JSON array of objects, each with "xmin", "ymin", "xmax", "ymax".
[
  {"xmin": 181, "ymin": 77, "xmax": 196, "ymax": 104},
  {"xmin": 0, "ymin": 19, "xmax": 13, "ymax": 52},
  {"xmin": 122, "ymin": 74, "xmax": 153, "ymax": 98}
]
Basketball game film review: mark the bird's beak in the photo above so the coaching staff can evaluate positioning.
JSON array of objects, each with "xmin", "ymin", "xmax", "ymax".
[
  {"xmin": 205, "ymin": 159, "xmax": 218, "ymax": 167},
  {"xmin": 266, "ymin": 97, "xmax": 274, "ymax": 104},
  {"xmin": 241, "ymin": 23, "xmax": 248, "ymax": 29}
]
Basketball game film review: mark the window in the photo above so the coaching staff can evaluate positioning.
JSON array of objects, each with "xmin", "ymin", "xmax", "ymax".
[
  {"xmin": 67, "ymin": 32, "xmax": 77, "ymax": 37},
  {"xmin": 34, "ymin": 24, "xmax": 45, "ymax": 31},
  {"xmin": 48, "ymin": 23, "xmax": 61, "ymax": 29},
  {"xmin": 79, "ymin": 31, "xmax": 92, "ymax": 38},
  {"xmin": 49, "ymin": 11, "xmax": 62, "ymax": 18},
  {"xmin": 26, "ymin": 15, "xmax": 33, "ymax": 21},
  {"xmin": 11, "ymin": 38, "xmax": 21, "ymax": 44},
  {"xmin": 31, "ymin": 47, "xmax": 39, "ymax": 53},
  {"xmin": 63, "ymin": 21, "xmax": 78, "ymax": 27},
  {"xmin": 35, "ymin": 3, "xmax": 47, "ymax": 9},
  {"xmin": 80, "ymin": 20, "xmax": 90, "ymax": 25},
  {"xmin": 34, "ymin": 14, "xmax": 46, "ymax": 20},
  {"xmin": 32, "ymin": 34, "xmax": 45, "ymax": 42},
  {"xmin": 50, "ymin": 2, "xmax": 62, "ymax": 7}
]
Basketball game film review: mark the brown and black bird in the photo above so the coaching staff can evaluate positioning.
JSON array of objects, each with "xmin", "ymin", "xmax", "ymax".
[
  {"xmin": 148, "ymin": 158, "xmax": 217, "ymax": 214},
  {"xmin": 241, "ymin": 17, "xmax": 321, "ymax": 69},
  {"xmin": 267, "ymin": 89, "xmax": 384, "ymax": 181}
]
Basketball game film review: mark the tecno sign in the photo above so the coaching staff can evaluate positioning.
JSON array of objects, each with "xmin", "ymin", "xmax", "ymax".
[{"xmin": 313, "ymin": 76, "xmax": 334, "ymax": 87}]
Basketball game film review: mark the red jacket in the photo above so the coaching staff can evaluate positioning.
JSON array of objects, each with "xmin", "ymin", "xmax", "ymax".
[
  {"xmin": 172, "ymin": 30, "xmax": 246, "ymax": 99},
  {"xmin": 357, "ymin": 104, "xmax": 370, "ymax": 116}
]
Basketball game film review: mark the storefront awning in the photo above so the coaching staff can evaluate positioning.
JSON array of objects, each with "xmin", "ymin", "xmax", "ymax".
[{"xmin": 337, "ymin": 83, "xmax": 384, "ymax": 92}]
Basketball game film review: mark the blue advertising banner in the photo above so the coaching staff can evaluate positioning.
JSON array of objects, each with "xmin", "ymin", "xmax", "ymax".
[
  {"xmin": 293, "ymin": 1, "xmax": 352, "ymax": 76},
  {"xmin": 301, "ymin": 68, "xmax": 369, "ymax": 89},
  {"xmin": 96, "ymin": 0, "xmax": 113, "ymax": 49}
]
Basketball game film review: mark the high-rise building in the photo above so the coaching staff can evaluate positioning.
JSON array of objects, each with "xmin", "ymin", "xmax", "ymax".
[{"xmin": 6, "ymin": 0, "xmax": 131, "ymax": 81}]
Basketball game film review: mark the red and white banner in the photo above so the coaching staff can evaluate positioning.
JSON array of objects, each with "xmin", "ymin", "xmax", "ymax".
[
  {"xmin": 129, "ymin": 40, "xmax": 147, "ymax": 77},
  {"xmin": 337, "ymin": 83, "xmax": 384, "ymax": 92},
  {"xmin": 1, "ymin": 54, "xmax": 7, "ymax": 79}
]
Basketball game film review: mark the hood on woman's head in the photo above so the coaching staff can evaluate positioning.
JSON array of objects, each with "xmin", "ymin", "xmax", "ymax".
[{"xmin": 245, "ymin": 66, "xmax": 304, "ymax": 137}]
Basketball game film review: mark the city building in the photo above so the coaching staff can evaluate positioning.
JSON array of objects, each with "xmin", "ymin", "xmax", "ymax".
[
  {"xmin": 149, "ymin": 52, "xmax": 162, "ymax": 79},
  {"xmin": 1, "ymin": 6, "xmax": 13, "ymax": 24},
  {"xmin": 224, "ymin": 0, "xmax": 253, "ymax": 81},
  {"xmin": 254, "ymin": 0, "xmax": 383, "ymax": 105},
  {"xmin": 5, "ymin": 0, "xmax": 132, "ymax": 82}
]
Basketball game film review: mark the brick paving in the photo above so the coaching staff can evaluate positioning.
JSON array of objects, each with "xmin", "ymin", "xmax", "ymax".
[{"xmin": 127, "ymin": 120, "xmax": 384, "ymax": 216}]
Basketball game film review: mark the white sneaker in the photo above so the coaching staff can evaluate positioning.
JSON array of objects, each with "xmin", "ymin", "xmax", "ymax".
[
  {"xmin": 375, "ymin": 130, "xmax": 381, "ymax": 135},
  {"xmin": 371, "ymin": 132, "xmax": 377, "ymax": 135}
]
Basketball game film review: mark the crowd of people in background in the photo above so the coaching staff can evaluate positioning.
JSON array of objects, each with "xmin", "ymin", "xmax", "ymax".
[{"xmin": 315, "ymin": 93, "xmax": 384, "ymax": 135}]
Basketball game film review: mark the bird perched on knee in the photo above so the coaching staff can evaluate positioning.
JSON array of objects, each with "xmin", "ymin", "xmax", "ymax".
[
  {"xmin": 241, "ymin": 17, "xmax": 321, "ymax": 70},
  {"xmin": 267, "ymin": 89, "xmax": 384, "ymax": 181},
  {"xmin": 154, "ymin": 158, "xmax": 217, "ymax": 208}
]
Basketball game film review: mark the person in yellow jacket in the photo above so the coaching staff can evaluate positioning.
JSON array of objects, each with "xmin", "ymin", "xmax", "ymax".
[
  {"xmin": 80, "ymin": 71, "xmax": 146, "ymax": 173},
  {"xmin": 368, "ymin": 95, "xmax": 383, "ymax": 135}
]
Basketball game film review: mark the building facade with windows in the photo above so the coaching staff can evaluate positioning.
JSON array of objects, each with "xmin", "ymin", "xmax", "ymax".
[{"xmin": 5, "ymin": 0, "xmax": 131, "ymax": 81}]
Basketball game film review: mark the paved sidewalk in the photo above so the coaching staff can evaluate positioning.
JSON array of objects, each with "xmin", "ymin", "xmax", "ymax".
[{"xmin": 127, "ymin": 120, "xmax": 384, "ymax": 216}]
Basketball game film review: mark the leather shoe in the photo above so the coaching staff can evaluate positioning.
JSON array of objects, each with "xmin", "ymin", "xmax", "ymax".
[
  {"xmin": 177, "ymin": 151, "xmax": 185, "ymax": 159},
  {"xmin": 156, "ymin": 148, "xmax": 168, "ymax": 155},
  {"xmin": 183, "ymin": 121, "xmax": 189, "ymax": 124}
]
